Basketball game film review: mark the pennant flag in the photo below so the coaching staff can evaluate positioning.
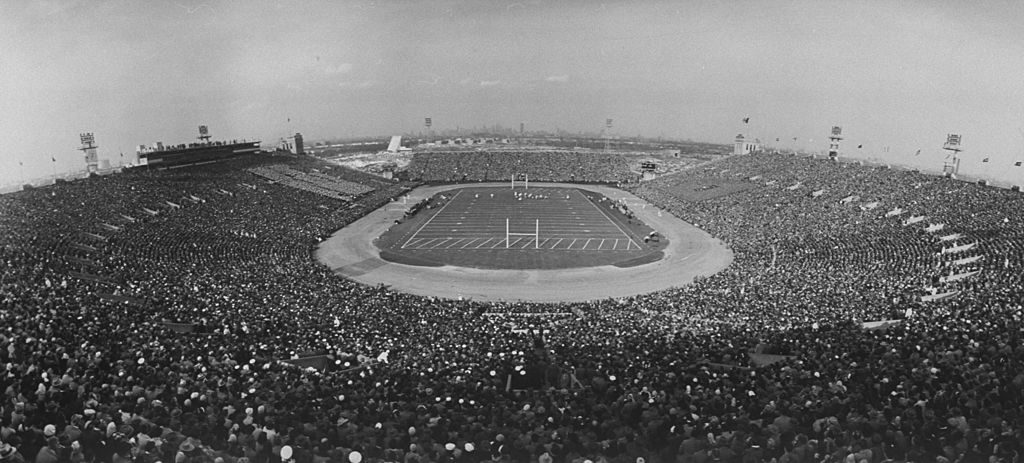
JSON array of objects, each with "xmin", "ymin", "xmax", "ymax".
[
  {"xmin": 914, "ymin": 149, "xmax": 921, "ymax": 156},
  {"xmin": 983, "ymin": 157, "xmax": 989, "ymax": 163},
  {"xmin": 742, "ymin": 117, "xmax": 750, "ymax": 124}
]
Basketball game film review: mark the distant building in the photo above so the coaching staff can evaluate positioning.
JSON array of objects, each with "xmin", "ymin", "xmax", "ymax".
[
  {"xmin": 734, "ymin": 134, "xmax": 760, "ymax": 155},
  {"xmin": 277, "ymin": 133, "xmax": 305, "ymax": 155}
]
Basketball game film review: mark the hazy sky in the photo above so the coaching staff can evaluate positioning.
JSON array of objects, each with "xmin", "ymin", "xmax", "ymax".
[{"xmin": 3, "ymin": 0, "xmax": 1024, "ymax": 187}]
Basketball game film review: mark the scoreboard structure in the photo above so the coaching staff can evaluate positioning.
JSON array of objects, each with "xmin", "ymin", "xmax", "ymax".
[{"xmin": 78, "ymin": 132, "xmax": 99, "ymax": 174}]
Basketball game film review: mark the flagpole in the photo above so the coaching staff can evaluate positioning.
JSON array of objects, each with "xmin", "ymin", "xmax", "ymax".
[{"xmin": 51, "ymin": 156, "xmax": 57, "ymax": 183}]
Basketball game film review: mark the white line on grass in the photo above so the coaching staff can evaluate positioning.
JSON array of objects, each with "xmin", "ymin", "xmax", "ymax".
[
  {"xmin": 402, "ymin": 189, "xmax": 463, "ymax": 248},
  {"xmin": 573, "ymin": 189, "xmax": 640, "ymax": 250}
]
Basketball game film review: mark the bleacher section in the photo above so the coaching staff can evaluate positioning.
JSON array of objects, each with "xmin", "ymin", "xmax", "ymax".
[
  {"xmin": 248, "ymin": 164, "xmax": 375, "ymax": 200},
  {"xmin": 407, "ymin": 150, "xmax": 634, "ymax": 183}
]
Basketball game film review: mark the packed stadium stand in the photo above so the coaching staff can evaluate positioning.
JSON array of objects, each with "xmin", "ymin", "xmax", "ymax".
[
  {"xmin": 407, "ymin": 150, "xmax": 635, "ymax": 183},
  {"xmin": 1, "ymin": 151, "xmax": 1023, "ymax": 462}
]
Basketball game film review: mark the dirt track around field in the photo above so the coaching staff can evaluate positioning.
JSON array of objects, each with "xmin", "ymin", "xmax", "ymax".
[{"xmin": 315, "ymin": 183, "xmax": 733, "ymax": 303}]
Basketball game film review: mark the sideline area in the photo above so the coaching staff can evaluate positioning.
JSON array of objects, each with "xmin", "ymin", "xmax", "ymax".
[{"xmin": 315, "ymin": 183, "xmax": 733, "ymax": 302}]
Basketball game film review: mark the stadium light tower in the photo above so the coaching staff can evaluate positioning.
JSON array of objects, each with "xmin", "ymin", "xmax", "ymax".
[
  {"xmin": 827, "ymin": 126, "xmax": 842, "ymax": 161},
  {"xmin": 425, "ymin": 117, "xmax": 432, "ymax": 143},
  {"xmin": 942, "ymin": 133, "xmax": 963, "ymax": 177},
  {"xmin": 198, "ymin": 125, "xmax": 211, "ymax": 144},
  {"xmin": 605, "ymin": 118, "xmax": 613, "ymax": 153}
]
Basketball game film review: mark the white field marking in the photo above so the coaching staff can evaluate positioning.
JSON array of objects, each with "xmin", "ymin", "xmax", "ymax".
[
  {"xmin": 574, "ymin": 188, "xmax": 640, "ymax": 249},
  {"xmin": 551, "ymin": 238, "xmax": 563, "ymax": 249},
  {"xmin": 445, "ymin": 238, "xmax": 466, "ymax": 249},
  {"xmin": 583, "ymin": 238, "xmax": 592, "ymax": 250},
  {"xmin": 460, "ymin": 238, "xmax": 479, "ymax": 249},
  {"xmin": 491, "ymin": 239, "xmax": 505, "ymax": 249},
  {"xmin": 538, "ymin": 238, "xmax": 551, "ymax": 248},
  {"xmin": 568, "ymin": 238, "xmax": 577, "ymax": 249},
  {"xmin": 598, "ymin": 239, "xmax": 606, "ymax": 250},
  {"xmin": 402, "ymin": 189, "xmax": 463, "ymax": 247},
  {"xmin": 475, "ymin": 238, "xmax": 493, "ymax": 248},
  {"xmin": 429, "ymin": 239, "xmax": 451, "ymax": 249},
  {"xmin": 614, "ymin": 238, "xmax": 619, "ymax": 250},
  {"xmin": 508, "ymin": 237, "xmax": 522, "ymax": 248},
  {"xmin": 415, "ymin": 238, "xmax": 441, "ymax": 249},
  {"xmin": 680, "ymin": 254, "xmax": 692, "ymax": 261},
  {"xmin": 401, "ymin": 238, "xmax": 422, "ymax": 249}
]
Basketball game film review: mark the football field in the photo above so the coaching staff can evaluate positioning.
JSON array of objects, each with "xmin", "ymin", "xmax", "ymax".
[{"xmin": 399, "ymin": 187, "xmax": 642, "ymax": 251}]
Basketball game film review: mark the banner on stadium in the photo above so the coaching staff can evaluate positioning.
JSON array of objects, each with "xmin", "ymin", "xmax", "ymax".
[
  {"xmin": 921, "ymin": 290, "xmax": 958, "ymax": 302},
  {"xmin": 942, "ymin": 242, "xmax": 977, "ymax": 254},
  {"xmin": 862, "ymin": 319, "xmax": 902, "ymax": 330},
  {"xmin": 903, "ymin": 215, "xmax": 926, "ymax": 226},
  {"xmin": 939, "ymin": 270, "xmax": 980, "ymax": 283},
  {"xmin": 952, "ymin": 255, "xmax": 982, "ymax": 266}
]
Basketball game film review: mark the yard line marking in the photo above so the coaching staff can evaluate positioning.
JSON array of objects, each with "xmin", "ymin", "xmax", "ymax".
[
  {"xmin": 417, "ymin": 238, "xmax": 440, "ymax": 249},
  {"xmin": 402, "ymin": 189, "xmax": 463, "ymax": 248},
  {"xmin": 573, "ymin": 188, "xmax": 637, "ymax": 244}
]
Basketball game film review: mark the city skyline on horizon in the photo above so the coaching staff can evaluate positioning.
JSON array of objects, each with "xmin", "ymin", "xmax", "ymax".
[{"xmin": 3, "ymin": 0, "xmax": 1024, "ymax": 187}]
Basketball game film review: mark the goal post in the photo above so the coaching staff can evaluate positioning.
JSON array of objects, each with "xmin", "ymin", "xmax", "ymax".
[
  {"xmin": 510, "ymin": 173, "xmax": 529, "ymax": 190},
  {"xmin": 506, "ymin": 218, "xmax": 539, "ymax": 249}
]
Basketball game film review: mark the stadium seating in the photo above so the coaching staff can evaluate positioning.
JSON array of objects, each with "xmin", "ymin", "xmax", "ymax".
[
  {"xmin": 407, "ymin": 150, "xmax": 636, "ymax": 183},
  {"xmin": 0, "ymin": 152, "xmax": 1022, "ymax": 462}
]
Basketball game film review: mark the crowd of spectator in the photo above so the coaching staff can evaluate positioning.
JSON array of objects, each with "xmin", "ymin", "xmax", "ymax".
[
  {"xmin": 406, "ymin": 151, "xmax": 635, "ymax": 184},
  {"xmin": 0, "ymin": 151, "xmax": 1022, "ymax": 463},
  {"xmin": 248, "ymin": 165, "xmax": 378, "ymax": 200}
]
